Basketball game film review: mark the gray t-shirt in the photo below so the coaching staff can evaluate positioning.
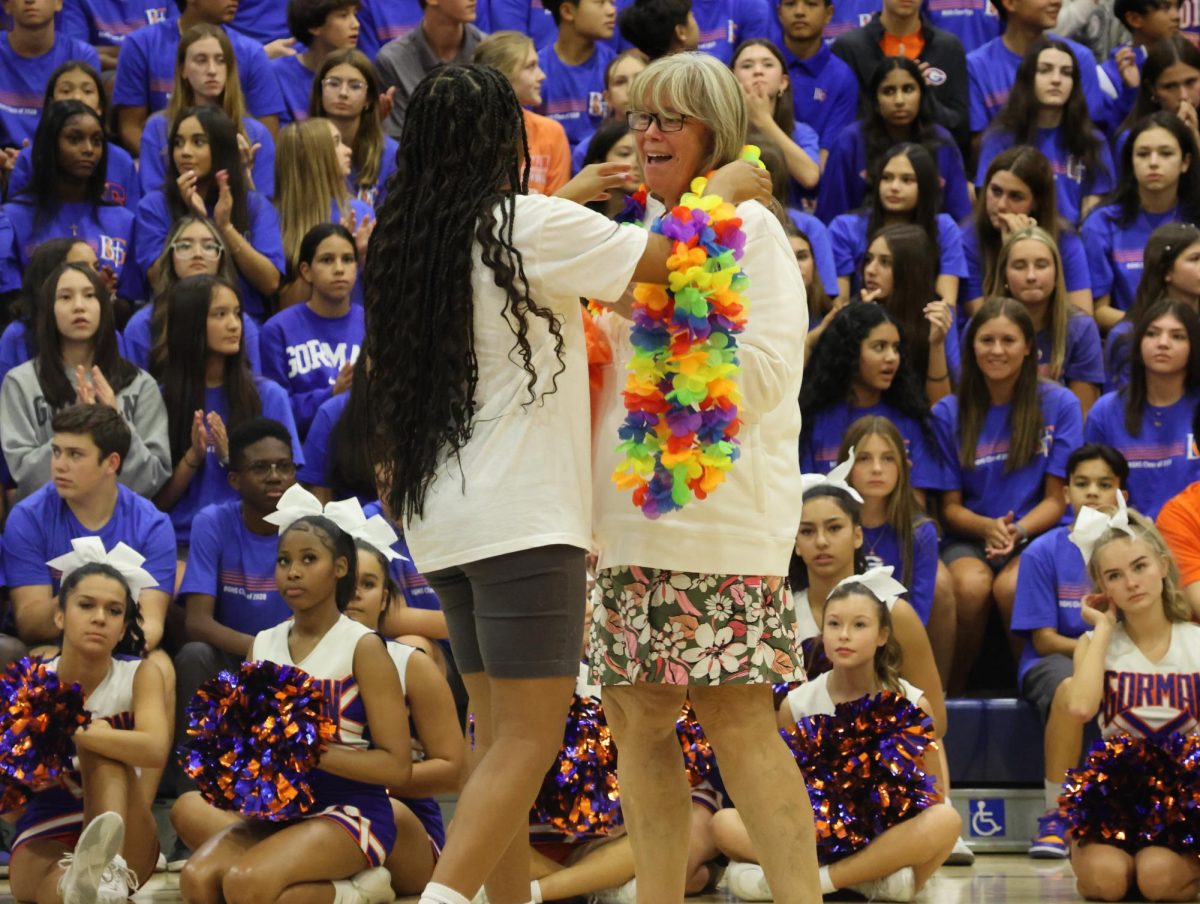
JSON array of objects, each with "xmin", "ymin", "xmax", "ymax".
[{"xmin": 374, "ymin": 23, "xmax": 486, "ymax": 138}]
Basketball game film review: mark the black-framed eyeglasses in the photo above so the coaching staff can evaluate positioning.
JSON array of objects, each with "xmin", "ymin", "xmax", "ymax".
[
  {"xmin": 626, "ymin": 110, "xmax": 689, "ymax": 132},
  {"xmin": 239, "ymin": 460, "xmax": 297, "ymax": 478}
]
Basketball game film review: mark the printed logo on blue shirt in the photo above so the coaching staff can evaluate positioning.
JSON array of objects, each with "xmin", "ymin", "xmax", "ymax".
[
  {"xmin": 1189, "ymin": 432, "xmax": 1199, "ymax": 460},
  {"xmin": 285, "ymin": 340, "xmax": 361, "ymax": 379},
  {"xmin": 147, "ymin": 7, "xmax": 169, "ymax": 24},
  {"xmin": 99, "ymin": 235, "xmax": 127, "ymax": 269},
  {"xmin": 587, "ymin": 92, "xmax": 607, "ymax": 118}
]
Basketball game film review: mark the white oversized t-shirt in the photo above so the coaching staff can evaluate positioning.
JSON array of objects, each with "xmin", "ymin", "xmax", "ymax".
[{"xmin": 403, "ymin": 194, "xmax": 649, "ymax": 573}]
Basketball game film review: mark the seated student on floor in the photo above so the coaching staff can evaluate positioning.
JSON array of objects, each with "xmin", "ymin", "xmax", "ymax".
[
  {"xmin": 1104, "ymin": 222, "xmax": 1200, "ymax": 390},
  {"xmin": 1012, "ymin": 443, "xmax": 1129, "ymax": 860},
  {"xmin": 124, "ymin": 214, "xmax": 263, "ymax": 376},
  {"xmin": 137, "ymin": 24, "xmax": 276, "ymax": 200},
  {"xmin": 1084, "ymin": 300, "xmax": 1200, "ymax": 520},
  {"xmin": 928, "ymin": 297, "xmax": 1084, "ymax": 693},
  {"xmin": 975, "ymin": 38, "xmax": 1114, "ymax": 227},
  {"xmin": 273, "ymin": 0, "xmax": 362, "ymax": 125},
  {"xmin": 827, "ymin": 143, "xmax": 967, "ymax": 309},
  {"xmin": 135, "ymin": 106, "xmax": 285, "ymax": 325},
  {"xmin": 0, "ymin": 262, "xmax": 171, "ymax": 501},
  {"xmin": 1083, "ymin": 111, "xmax": 1200, "ymax": 332},
  {"xmin": 153, "ymin": 275, "xmax": 303, "ymax": 560},
  {"xmin": 984, "ymin": 225, "xmax": 1104, "ymax": 414},
  {"xmin": 817, "ymin": 57, "xmax": 970, "ymax": 225}
]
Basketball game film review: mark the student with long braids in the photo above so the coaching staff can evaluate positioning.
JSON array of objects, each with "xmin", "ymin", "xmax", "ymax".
[
  {"xmin": 976, "ymin": 38, "xmax": 1114, "ymax": 226},
  {"xmin": 817, "ymin": 57, "xmax": 970, "ymax": 224},
  {"xmin": 310, "ymin": 49, "xmax": 398, "ymax": 209},
  {"xmin": 135, "ymin": 106, "xmax": 284, "ymax": 325},
  {"xmin": 1104, "ymin": 221, "xmax": 1200, "ymax": 390},
  {"xmin": 984, "ymin": 225, "xmax": 1104, "ymax": 414},
  {"xmin": 1083, "ymin": 111, "xmax": 1200, "ymax": 331},
  {"xmin": 1, "ymin": 100, "xmax": 140, "ymax": 303},
  {"xmin": 964, "ymin": 145, "xmax": 1093, "ymax": 318},
  {"xmin": 827, "ymin": 143, "xmax": 967, "ymax": 308},
  {"xmin": 930, "ymin": 298, "xmax": 1084, "ymax": 692},
  {"xmin": 800, "ymin": 303, "xmax": 945, "ymax": 501},
  {"xmin": 1084, "ymin": 300, "xmax": 1200, "ymax": 520},
  {"xmin": 361, "ymin": 61, "xmax": 771, "ymax": 904},
  {"xmin": 137, "ymin": 24, "xmax": 275, "ymax": 200}
]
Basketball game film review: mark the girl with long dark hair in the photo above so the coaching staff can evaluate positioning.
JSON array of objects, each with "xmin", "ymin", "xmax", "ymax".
[
  {"xmin": 361, "ymin": 62, "xmax": 768, "ymax": 904},
  {"xmin": 134, "ymin": 105, "xmax": 284, "ymax": 323},
  {"xmin": 0, "ymin": 262, "xmax": 169, "ymax": 499},
  {"xmin": 827, "ymin": 143, "xmax": 967, "ymax": 307},
  {"xmin": 153, "ymin": 274, "xmax": 300, "ymax": 551},
  {"xmin": 931, "ymin": 298, "xmax": 1084, "ymax": 692},
  {"xmin": 977, "ymin": 38, "xmax": 1114, "ymax": 226},
  {"xmin": 1117, "ymin": 34, "xmax": 1200, "ymax": 147},
  {"xmin": 817, "ymin": 57, "xmax": 970, "ymax": 224}
]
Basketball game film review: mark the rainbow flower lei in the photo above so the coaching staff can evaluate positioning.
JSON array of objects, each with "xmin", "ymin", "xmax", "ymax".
[{"xmin": 610, "ymin": 147, "xmax": 761, "ymax": 518}]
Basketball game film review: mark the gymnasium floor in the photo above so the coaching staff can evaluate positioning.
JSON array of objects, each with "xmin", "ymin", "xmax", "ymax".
[{"xmin": 0, "ymin": 855, "xmax": 1089, "ymax": 902}]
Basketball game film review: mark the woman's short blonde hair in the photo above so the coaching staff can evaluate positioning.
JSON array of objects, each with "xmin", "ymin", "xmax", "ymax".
[
  {"xmin": 474, "ymin": 31, "xmax": 535, "ymax": 83},
  {"xmin": 627, "ymin": 51, "xmax": 747, "ymax": 171}
]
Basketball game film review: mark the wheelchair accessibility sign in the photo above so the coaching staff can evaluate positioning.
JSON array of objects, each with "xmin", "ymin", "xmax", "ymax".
[{"xmin": 969, "ymin": 799, "xmax": 1005, "ymax": 837}]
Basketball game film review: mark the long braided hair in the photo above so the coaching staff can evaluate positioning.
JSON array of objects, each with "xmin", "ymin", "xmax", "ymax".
[{"xmin": 363, "ymin": 64, "xmax": 562, "ymax": 521}]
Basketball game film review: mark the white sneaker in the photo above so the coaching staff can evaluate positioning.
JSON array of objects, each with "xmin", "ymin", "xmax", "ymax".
[
  {"xmin": 57, "ymin": 812, "xmax": 125, "ymax": 904},
  {"xmin": 945, "ymin": 835, "xmax": 975, "ymax": 865},
  {"xmin": 725, "ymin": 861, "xmax": 773, "ymax": 902},
  {"xmin": 97, "ymin": 854, "xmax": 138, "ymax": 904},
  {"xmin": 589, "ymin": 878, "xmax": 637, "ymax": 904},
  {"xmin": 154, "ymin": 851, "xmax": 167, "ymax": 873},
  {"xmin": 850, "ymin": 866, "xmax": 916, "ymax": 902},
  {"xmin": 332, "ymin": 866, "xmax": 394, "ymax": 904}
]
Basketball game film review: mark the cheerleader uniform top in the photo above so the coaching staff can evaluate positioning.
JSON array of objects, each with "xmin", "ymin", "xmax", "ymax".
[
  {"xmin": 1095, "ymin": 620, "xmax": 1200, "ymax": 740},
  {"xmin": 384, "ymin": 639, "xmax": 445, "ymax": 848},
  {"xmin": 793, "ymin": 589, "xmax": 900, "ymax": 642},
  {"xmin": 786, "ymin": 671, "xmax": 923, "ymax": 722}
]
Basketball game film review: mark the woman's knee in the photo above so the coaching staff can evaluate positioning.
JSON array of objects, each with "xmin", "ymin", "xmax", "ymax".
[
  {"xmin": 604, "ymin": 686, "xmax": 688, "ymax": 743},
  {"xmin": 1073, "ymin": 849, "xmax": 1133, "ymax": 901},
  {"xmin": 179, "ymin": 856, "xmax": 226, "ymax": 904},
  {"xmin": 948, "ymin": 562, "xmax": 993, "ymax": 608},
  {"xmin": 1135, "ymin": 848, "xmax": 1199, "ymax": 902},
  {"xmin": 222, "ymin": 859, "xmax": 280, "ymax": 904}
]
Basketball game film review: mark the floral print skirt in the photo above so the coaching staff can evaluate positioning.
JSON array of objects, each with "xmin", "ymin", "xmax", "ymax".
[{"xmin": 587, "ymin": 565, "xmax": 805, "ymax": 686}]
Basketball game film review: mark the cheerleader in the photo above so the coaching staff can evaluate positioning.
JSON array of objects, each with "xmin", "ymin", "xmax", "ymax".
[
  {"xmin": 178, "ymin": 506, "xmax": 411, "ymax": 904},
  {"xmin": 8, "ymin": 538, "xmax": 169, "ymax": 904},
  {"xmin": 713, "ymin": 569, "xmax": 961, "ymax": 902},
  {"xmin": 1063, "ymin": 503, "xmax": 1200, "ymax": 901}
]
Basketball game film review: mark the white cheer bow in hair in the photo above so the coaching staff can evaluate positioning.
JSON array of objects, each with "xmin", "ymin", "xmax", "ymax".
[
  {"xmin": 829, "ymin": 565, "xmax": 908, "ymax": 602},
  {"xmin": 47, "ymin": 537, "xmax": 158, "ymax": 601},
  {"xmin": 1069, "ymin": 492, "xmax": 1133, "ymax": 564},
  {"xmin": 264, "ymin": 485, "xmax": 405, "ymax": 561},
  {"xmin": 800, "ymin": 446, "xmax": 863, "ymax": 503}
]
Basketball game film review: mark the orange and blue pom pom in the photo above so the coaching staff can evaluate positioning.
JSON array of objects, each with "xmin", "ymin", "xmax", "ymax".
[{"xmin": 531, "ymin": 694, "xmax": 623, "ymax": 837}]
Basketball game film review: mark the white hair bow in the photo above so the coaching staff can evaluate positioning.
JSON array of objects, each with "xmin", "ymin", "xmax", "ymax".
[
  {"xmin": 47, "ymin": 537, "xmax": 158, "ymax": 601},
  {"xmin": 800, "ymin": 446, "xmax": 863, "ymax": 503},
  {"xmin": 829, "ymin": 565, "xmax": 907, "ymax": 602},
  {"xmin": 1069, "ymin": 493, "xmax": 1133, "ymax": 564},
  {"xmin": 264, "ymin": 485, "xmax": 405, "ymax": 561}
]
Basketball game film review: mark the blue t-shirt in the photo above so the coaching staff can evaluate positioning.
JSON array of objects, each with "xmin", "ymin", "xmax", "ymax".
[
  {"xmin": 356, "ymin": 0, "xmax": 424, "ymax": 58},
  {"xmin": 122, "ymin": 302, "xmax": 263, "ymax": 375},
  {"xmin": 922, "ymin": 0, "xmax": 1002, "ymax": 52},
  {"xmin": 489, "ymin": 0, "xmax": 557, "ymax": 48},
  {"xmin": 297, "ymin": 392, "xmax": 369, "ymax": 501},
  {"xmin": 691, "ymin": 0, "xmax": 770, "ymax": 64},
  {"xmin": 272, "ymin": 54, "xmax": 315, "ymax": 125},
  {"xmin": 536, "ymin": 43, "xmax": 614, "ymax": 150},
  {"xmin": 821, "ymin": 0, "xmax": 880, "ymax": 43},
  {"xmin": 178, "ymin": 499, "xmax": 292, "ymax": 635},
  {"xmin": 959, "ymin": 220, "xmax": 1091, "ymax": 304},
  {"xmin": 861, "ymin": 519, "xmax": 939, "ymax": 624},
  {"xmin": 800, "ymin": 399, "xmax": 948, "ymax": 491},
  {"xmin": 362, "ymin": 500, "xmax": 443, "ymax": 613},
  {"xmin": 10, "ymin": 142, "xmax": 139, "ymax": 209},
  {"xmin": 975, "ymin": 127, "xmax": 1115, "ymax": 226},
  {"xmin": 967, "ymin": 34, "xmax": 1105, "ymax": 133},
  {"xmin": 1083, "ymin": 388, "xmax": 1200, "ymax": 520},
  {"xmin": 0, "ymin": 33, "xmax": 101, "ymax": 149},
  {"xmin": 4, "ymin": 483, "xmax": 176, "ymax": 592},
  {"xmin": 112, "ymin": 20, "xmax": 284, "ymax": 119},
  {"xmin": 2, "ymin": 200, "xmax": 141, "ymax": 301},
  {"xmin": 259, "ymin": 303, "xmax": 365, "ymax": 436},
  {"xmin": 1102, "ymin": 320, "xmax": 1134, "ymax": 393},
  {"xmin": 1011, "ymin": 525, "xmax": 1090, "ymax": 684},
  {"xmin": 0, "ymin": 320, "xmax": 128, "ymax": 387},
  {"xmin": 230, "ymin": 0, "xmax": 288, "ymax": 43},
  {"xmin": 779, "ymin": 43, "xmax": 859, "ymax": 151},
  {"xmin": 929, "ymin": 381, "xmax": 1084, "ymax": 522},
  {"xmin": 786, "ymin": 209, "xmax": 840, "ymax": 299},
  {"xmin": 828, "ymin": 211, "xmax": 968, "ymax": 280},
  {"xmin": 815, "ymin": 122, "xmax": 972, "ymax": 225},
  {"xmin": 60, "ymin": 0, "xmax": 175, "ymax": 46},
  {"xmin": 350, "ymin": 135, "xmax": 398, "ymax": 209},
  {"xmin": 161, "ymin": 378, "xmax": 304, "ymax": 544},
  {"xmin": 1081, "ymin": 203, "xmax": 1179, "ymax": 313},
  {"xmin": 1036, "ymin": 313, "xmax": 1104, "ymax": 388},
  {"xmin": 0, "ymin": 208, "xmax": 16, "ymax": 296},
  {"xmin": 1099, "ymin": 44, "xmax": 1144, "ymax": 131},
  {"xmin": 134, "ymin": 190, "xmax": 285, "ymax": 322},
  {"xmin": 137, "ymin": 112, "xmax": 276, "ymax": 199}
]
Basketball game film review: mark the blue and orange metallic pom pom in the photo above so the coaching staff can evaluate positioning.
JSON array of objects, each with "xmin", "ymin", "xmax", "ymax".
[{"xmin": 531, "ymin": 694, "xmax": 622, "ymax": 838}]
